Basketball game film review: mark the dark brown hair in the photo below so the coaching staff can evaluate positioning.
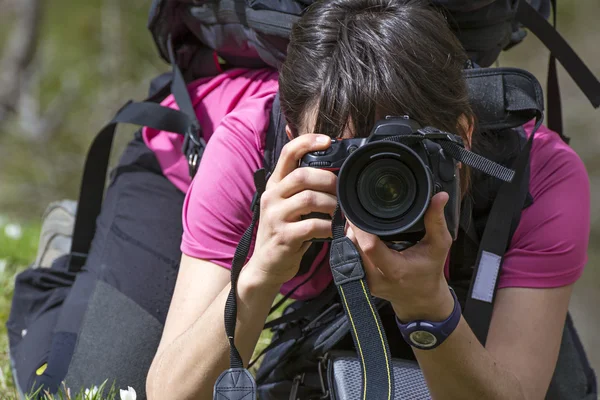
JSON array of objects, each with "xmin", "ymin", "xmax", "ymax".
[{"xmin": 279, "ymin": 0, "xmax": 474, "ymax": 194}]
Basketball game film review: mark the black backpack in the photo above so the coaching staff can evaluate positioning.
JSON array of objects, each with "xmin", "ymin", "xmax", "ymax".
[
  {"xmin": 69, "ymin": 0, "xmax": 600, "ymax": 276},
  {"xmin": 64, "ymin": 1, "xmax": 599, "ymax": 399}
]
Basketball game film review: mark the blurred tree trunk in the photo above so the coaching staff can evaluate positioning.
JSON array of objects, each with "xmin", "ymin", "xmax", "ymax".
[
  {"xmin": 0, "ymin": 0, "xmax": 80, "ymax": 140},
  {"xmin": 0, "ymin": 0, "xmax": 41, "ymax": 123}
]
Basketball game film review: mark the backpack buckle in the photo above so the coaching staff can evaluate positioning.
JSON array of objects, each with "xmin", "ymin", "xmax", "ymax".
[
  {"xmin": 317, "ymin": 354, "xmax": 330, "ymax": 399},
  {"xmin": 289, "ymin": 373, "xmax": 305, "ymax": 400},
  {"xmin": 182, "ymin": 122, "xmax": 206, "ymax": 178}
]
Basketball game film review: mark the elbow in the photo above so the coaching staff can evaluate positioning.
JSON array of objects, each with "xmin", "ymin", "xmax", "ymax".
[
  {"xmin": 145, "ymin": 356, "xmax": 160, "ymax": 400},
  {"xmin": 146, "ymin": 353, "xmax": 172, "ymax": 400},
  {"xmin": 146, "ymin": 351, "xmax": 199, "ymax": 400}
]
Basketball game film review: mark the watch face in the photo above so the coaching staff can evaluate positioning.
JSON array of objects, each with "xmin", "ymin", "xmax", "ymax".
[{"xmin": 409, "ymin": 330, "xmax": 437, "ymax": 348}]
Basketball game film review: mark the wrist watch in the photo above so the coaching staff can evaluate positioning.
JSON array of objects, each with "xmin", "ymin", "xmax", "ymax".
[{"xmin": 395, "ymin": 287, "xmax": 461, "ymax": 350}]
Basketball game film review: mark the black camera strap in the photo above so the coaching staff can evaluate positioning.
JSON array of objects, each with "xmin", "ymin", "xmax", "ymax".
[
  {"xmin": 216, "ymin": 67, "xmax": 549, "ymax": 399},
  {"xmin": 214, "ymin": 169, "xmax": 398, "ymax": 400},
  {"xmin": 383, "ymin": 131, "xmax": 516, "ymax": 183},
  {"xmin": 319, "ymin": 133, "xmax": 522, "ymax": 400},
  {"xmin": 326, "ymin": 206, "xmax": 397, "ymax": 400},
  {"xmin": 214, "ymin": 132, "xmax": 526, "ymax": 399},
  {"xmin": 214, "ymin": 169, "xmax": 267, "ymax": 400}
]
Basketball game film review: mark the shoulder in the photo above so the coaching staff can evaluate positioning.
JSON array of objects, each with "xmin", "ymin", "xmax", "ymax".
[
  {"xmin": 143, "ymin": 68, "xmax": 279, "ymax": 191},
  {"xmin": 499, "ymin": 121, "xmax": 590, "ymax": 289},
  {"xmin": 180, "ymin": 69, "xmax": 279, "ymax": 264},
  {"xmin": 525, "ymin": 121, "xmax": 589, "ymax": 199},
  {"xmin": 210, "ymin": 68, "xmax": 279, "ymax": 153}
]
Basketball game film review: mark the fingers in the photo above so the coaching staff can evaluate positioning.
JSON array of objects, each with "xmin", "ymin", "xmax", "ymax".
[
  {"xmin": 268, "ymin": 134, "xmax": 332, "ymax": 187},
  {"xmin": 420, "ymin": 192, "xmax": 452, "ymax": 255},
  {"xmin": 276, "ymin": 167, "xmax": 337, "ymax": 198},
  {"xmin": 279, "ymin": 190, "xmax": 338, "ymax": 220},
  {"xmin": 287, "ymin": 218, "xmax": 333, "ymax": 242}
]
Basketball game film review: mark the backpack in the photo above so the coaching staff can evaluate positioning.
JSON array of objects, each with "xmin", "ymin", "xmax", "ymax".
[
  {"xmin": 145, "ymin": 0, "xmax": 600, "ymax": 143},
  {"xmin": 69, "ymin": 0, "xmax": 600, "ymax": 278},
  {"xmin": 62, "ymin": 0, "xmax": 598, "ymax": 399}
]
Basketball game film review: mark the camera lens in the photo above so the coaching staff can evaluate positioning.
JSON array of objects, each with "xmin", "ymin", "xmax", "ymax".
[
  {"xmin": 357, "ymin": 159, "xmax": 416, "ymax": 219},
  {"xmin": 337, "ymin": 141, "xmax": 433, "ymax": 239}
]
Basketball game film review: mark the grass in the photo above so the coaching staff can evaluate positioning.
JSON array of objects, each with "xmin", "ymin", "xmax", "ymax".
[
  {"xmin": 0, "ymin": 218, "xmax": 41, "ymax": 399},
  {"xmin": 0, "ymin": 217, "xmax": 291, "ymax": 400},
  {"xmin": 25, "ymin": 381, "xmax": 121, "ymax": 400}
]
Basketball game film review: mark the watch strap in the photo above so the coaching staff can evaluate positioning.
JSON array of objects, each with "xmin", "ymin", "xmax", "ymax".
[{"xmin": 395, "ymin": 287, "xmax": 461, "ymax": 350}]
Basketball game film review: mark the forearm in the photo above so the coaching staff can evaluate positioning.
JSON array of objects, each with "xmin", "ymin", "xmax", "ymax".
[
  {"xmin": 389, "ymin": 279, "xmax": 527, "ymax": 400},
  {"xmin": 148, "ymin": 261, "xmax": 280, "ymax": 400},
  {"xmin": 412, "ymin": 317, "xmax": 526, "ymax": 400}
]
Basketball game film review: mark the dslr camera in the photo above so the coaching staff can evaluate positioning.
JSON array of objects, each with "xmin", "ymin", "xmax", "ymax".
[{"xmin": 300, "ymin": 116, "xmax": 461, "ymax": 244}]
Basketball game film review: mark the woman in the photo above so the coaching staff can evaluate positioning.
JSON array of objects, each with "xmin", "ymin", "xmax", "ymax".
[{"xmin": 145, "ymin": 0, "xmax": 590, "ymax": 399}]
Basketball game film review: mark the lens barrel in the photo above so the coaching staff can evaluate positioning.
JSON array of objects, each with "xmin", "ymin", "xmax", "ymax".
[{"xmin": 338, "ymin": 141, "xmax": 432, "ymax": 237}]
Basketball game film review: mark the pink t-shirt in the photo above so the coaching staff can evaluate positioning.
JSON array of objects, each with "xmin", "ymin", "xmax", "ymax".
[{"xmin": 143, "ymin": 69, "xmax": 590, "ymax": 300}]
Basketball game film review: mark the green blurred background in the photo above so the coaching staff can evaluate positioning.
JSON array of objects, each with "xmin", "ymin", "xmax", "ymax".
[{"xmin": 0, "ymin": 0, "xmax": 598, "ymax": 397}]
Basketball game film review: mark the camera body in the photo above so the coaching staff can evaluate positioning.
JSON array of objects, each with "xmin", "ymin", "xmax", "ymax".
[{"xmin": 300, "ymin": 116, "xmax": 461, "ymax": 244}]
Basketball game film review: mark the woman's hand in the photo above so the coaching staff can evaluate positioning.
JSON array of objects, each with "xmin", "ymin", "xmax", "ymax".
[
  {"xmin": 346, "ymin": 192, "xmax": 455, "ymax": 322},
  {"xmin": 248, "ymin": 133, "xmax": 338, "ymax": 287}
]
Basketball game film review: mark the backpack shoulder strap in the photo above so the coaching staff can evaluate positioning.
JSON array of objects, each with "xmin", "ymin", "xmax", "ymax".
[
  {"xmin": 516, "ymin": 0, "xmax": 600, "ymax": 141},
  {"xmin": 462, "ymin": 123, "xmax": 535, "ymax": 345},
  {"xmin": 460, "ymin": 68, "xmax": 545, "ymax": 345},
  {"xmin": 465, "ymin": 67, "xmax": 544, "ymax": 131},
  {"xmin": 67, "ymin": 100, "xmax": 193, "ymax": 272},
  {"xmin": 449, "ymin": 127, "xmax": 533, "ymax": 303},
  {"xmin": 68, "ymin": 44, "xmax": 208, "ymax": 272}
]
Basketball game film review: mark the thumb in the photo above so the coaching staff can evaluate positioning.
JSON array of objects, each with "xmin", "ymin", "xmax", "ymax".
[{"xmin": 421, "ymin": 192, "xmax": 452, "ymax": 250}]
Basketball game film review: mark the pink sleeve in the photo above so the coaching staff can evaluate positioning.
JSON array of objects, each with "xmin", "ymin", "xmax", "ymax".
[
  {"xmin": 498, "ymin": 127, "xmax": 591, "ymax": 289},
  {"xmin": 180, "ymin": 93, "xmax": 274, "ymax": 268}
]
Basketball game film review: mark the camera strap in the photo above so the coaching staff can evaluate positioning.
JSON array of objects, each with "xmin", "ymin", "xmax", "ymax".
[
  {"xmin": 318, "ymin": 131, "xmax": 529, "ymax": 400},
  {"xmin": 326, "ymin": 206, "xmax": 397, "ymax": 400},
  {"xmin": 214, "ymin": 169, "xmax": 267, "ymax": 400},
  {"xmin": 214, "ymin": 170, "xmax": 397, "ymax": 400},
  {"xmin": 214, "ymin": 132, "xmax": 529, "ymax": 399},
  {"xmin": 383, "ymin": 131, "xmax": 516, "ymax": 183}
]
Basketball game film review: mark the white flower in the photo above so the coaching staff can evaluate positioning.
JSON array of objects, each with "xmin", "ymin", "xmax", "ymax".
[
  {"xmin": 0, "ymin": 259, "xmax": 7, "ymax": 274},
  {"xmin": 84, "ymin": 386, "xmax": 99, "ymax": 399},
  {"xmin": 120, "ymin": 386, "xmax": 137, "ymax": 400},
  {"xmin": 4, "ymin": 223, "xmax": 22, "ymax": 240}
]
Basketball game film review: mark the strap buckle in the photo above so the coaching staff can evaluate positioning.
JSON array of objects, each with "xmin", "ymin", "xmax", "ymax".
[
  {"xmin": 67, "ymin": 252, "xmax": 88, "ymax": 273},
  {"xmin": 181, "ymin": 122, "xmax": 206, "ymax": 178},
  {"xmin": 418, "ymin": 127, "xmax": 464, "ymax": 146}
]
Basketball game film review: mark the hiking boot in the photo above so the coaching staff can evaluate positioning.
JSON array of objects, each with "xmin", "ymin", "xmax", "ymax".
[{"xmin": 34, "ymin": 200, "xmax": 77, "ymax": 268}]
